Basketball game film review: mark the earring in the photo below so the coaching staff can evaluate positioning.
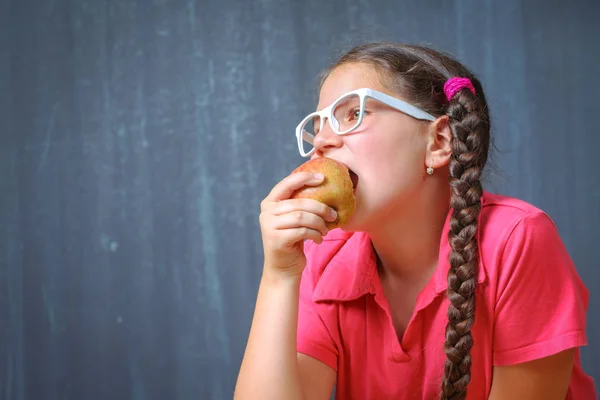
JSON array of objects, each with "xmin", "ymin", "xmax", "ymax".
[{"xmin": 426, "ymin": 164, "xmax": 434, "ymax": 175}]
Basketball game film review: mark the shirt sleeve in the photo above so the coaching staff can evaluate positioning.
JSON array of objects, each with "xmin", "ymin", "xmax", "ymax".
[
  {"xmin": 492, "ymin": 211, "xmax": 590, "ymax": 366},
  {"xmin": 296, "ymin": 242, "xmax": 339, "ymax": 371}
]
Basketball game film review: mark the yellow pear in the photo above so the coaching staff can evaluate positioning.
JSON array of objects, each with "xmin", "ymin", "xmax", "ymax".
[{"xmin": 290, "ymin": 157, "xmax": 356, "ymax": 230}]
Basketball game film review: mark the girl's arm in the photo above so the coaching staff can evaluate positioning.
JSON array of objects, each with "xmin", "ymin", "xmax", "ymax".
[{"xmin": 234, "ymin": 274, "xmax": 336, "ymax": 400}]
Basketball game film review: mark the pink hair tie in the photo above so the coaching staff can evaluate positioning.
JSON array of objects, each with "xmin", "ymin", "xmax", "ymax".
[{"xmin": 444, "ymin": 77, "xmax": 476, "ymax": 101}]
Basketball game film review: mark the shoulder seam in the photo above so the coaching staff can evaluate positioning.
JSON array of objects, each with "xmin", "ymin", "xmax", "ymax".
[
  {"xmin": 482, "ymin": 200, "xmax": 542, "ymax": 215},
  {"xmin": 495, "ymin": 210, "xmax": 548, "ymax": 263},
  {"xmin": 492, "ymin": 210, "xmax": 554, "ymax": 309}
]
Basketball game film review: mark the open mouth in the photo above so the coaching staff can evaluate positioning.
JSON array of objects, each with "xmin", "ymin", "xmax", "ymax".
[{"xmin": 349, "ymin": 170, "xmax": 359, "ymax": 191}]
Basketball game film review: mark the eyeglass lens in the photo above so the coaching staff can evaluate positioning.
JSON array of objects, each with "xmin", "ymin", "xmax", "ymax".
[{"xmin": 300, "ymin": 93, "xmax": 362, "ymax": 154}]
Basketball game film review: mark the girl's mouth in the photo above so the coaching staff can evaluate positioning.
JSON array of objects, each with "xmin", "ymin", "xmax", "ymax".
[{"xmin": 349, "ymin": 170, "xmax": 359, "ymax": 191}]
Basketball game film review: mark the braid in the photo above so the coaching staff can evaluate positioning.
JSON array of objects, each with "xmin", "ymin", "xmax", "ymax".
[{"xmin": 440, "ymin": 86, "xmax": 488, "ymax": 400}]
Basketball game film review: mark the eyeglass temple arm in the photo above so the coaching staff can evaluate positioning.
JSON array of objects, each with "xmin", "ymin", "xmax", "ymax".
[{"xmin": 302, "ymin": 130, "xmax": 314, "ymax": 144}]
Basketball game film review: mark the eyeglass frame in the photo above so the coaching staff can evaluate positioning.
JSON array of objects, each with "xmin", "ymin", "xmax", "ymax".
[{"xmin": 295, "ymin": 87, "xmax": 437, "ymax": 157}]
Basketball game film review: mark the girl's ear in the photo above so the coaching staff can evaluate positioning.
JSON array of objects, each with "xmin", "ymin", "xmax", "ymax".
[{"xmin": 425, "ymin": 115, "xmax": 452, "ymax": 169}]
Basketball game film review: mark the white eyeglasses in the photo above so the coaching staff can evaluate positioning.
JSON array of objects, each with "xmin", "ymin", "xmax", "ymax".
[{"xmin": 295, "ymin": 88, "xmax": 436, "ymax": 157}]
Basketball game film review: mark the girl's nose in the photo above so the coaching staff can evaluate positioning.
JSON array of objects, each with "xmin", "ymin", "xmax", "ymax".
[{"xmin": 312, "ymin": 118, "xmax": 343, "ymax": 154}]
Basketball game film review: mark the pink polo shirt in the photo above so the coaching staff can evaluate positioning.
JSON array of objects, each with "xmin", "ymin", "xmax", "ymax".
[{"xmin": 297, "ymin": 191, "xmax": 596, "ymax": 399}]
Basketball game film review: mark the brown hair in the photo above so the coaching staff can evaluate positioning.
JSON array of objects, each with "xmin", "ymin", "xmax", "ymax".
[{"xmin": 319, "ymin": 42, "xmax": 491, "ymax": 399}]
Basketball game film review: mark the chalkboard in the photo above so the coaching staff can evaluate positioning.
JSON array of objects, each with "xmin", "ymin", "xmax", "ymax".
[{"xmin": 1, "ymin": 1, "xmax": 598, "ymax": 399}]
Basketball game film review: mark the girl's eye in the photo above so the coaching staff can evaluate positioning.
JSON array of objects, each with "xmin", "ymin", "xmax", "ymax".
[{"xmin": 348, "ymin": 108, "xmax": 361, "ymax": 120}]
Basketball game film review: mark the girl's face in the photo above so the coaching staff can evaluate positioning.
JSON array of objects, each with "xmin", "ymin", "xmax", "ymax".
[{"xmin": 311, "ymin": 62, "xmax": 440, "ymax": 231}]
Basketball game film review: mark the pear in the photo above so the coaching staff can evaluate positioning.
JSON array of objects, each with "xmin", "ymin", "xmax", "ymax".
[{"xmin": 290, "ymin": 157, "xmax": 356, "ymax": 230}]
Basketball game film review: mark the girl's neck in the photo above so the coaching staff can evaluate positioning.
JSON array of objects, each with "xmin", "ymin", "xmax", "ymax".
[{"xmin": 368, "ymin": 181, "xmax": 451, "ymax": 283}]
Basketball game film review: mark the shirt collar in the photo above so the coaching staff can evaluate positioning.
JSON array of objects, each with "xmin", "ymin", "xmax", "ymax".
[
  {"xmin": 312, "ymin": 199, "xmax": 488, "ymax": 303},
  {"xmin": 312, "ymin": 231, "xmax": 378, "ymax": 302}
]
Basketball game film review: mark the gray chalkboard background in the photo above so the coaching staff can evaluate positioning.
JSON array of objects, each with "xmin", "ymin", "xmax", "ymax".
[{"xmin": 1, "ymin": 1, "xmax": 599, "ymax": 399}]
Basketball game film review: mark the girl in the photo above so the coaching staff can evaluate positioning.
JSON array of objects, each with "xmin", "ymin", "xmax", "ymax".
[{"xmin": 234, "ymin": 42, "xmax": 596, "ymax": 399}]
